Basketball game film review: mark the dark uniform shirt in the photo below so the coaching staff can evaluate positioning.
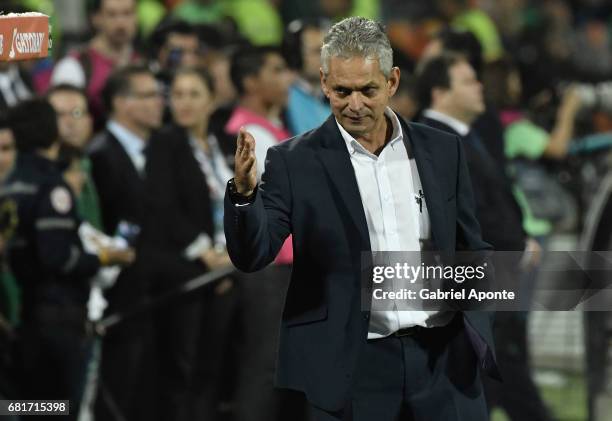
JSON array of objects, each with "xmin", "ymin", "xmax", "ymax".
[{"xmin": 0, "ymin": 153, "xmax": 99, "ymax": 321}]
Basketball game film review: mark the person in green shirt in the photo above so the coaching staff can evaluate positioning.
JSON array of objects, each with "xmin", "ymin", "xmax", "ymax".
[{"xmin": 485, "ymin": 56, "xmax": 583, "ymax": 236}]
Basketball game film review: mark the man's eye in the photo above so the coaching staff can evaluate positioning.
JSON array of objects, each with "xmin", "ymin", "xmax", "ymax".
[
  {"xmin": 363, "ymin": 88, "xmax": 376, "ymax": 96},
  {"xmin": 335, "ymin": 88, "xmax": 350, "ymax": 96}
]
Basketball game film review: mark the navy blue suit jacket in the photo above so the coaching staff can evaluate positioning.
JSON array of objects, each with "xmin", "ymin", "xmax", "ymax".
[{"xmin": 224, "ymin": 113, "xmax": 499, "ymax": 411}]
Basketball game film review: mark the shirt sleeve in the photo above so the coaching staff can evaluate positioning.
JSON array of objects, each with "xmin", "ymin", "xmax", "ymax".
[
  {"xmin": 35, "ymin": 183, "xmax": 100, "ymax": 280},
  {"xmin": 504, "ymin": 120, "xmax": 549, "ymax": 160}
]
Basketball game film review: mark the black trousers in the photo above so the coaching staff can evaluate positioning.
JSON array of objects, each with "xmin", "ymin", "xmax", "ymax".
[
  {"xmin": 94, "ymin": 252, "xmax": 156, "ymax": 421},
  {"xmin": 153, "ymin": 256, "xmax": 238, "ymax": 421},
  {"xmin": 310, "ymin": 315, "xmax": 488, "ymax": 421},
  {"xmin": 16, "ymin": 309, "xmax": 92, "ymax": 421},
  {"xmin": 233, "ymin": 264, "xmax": 308, "ymax": 421}
]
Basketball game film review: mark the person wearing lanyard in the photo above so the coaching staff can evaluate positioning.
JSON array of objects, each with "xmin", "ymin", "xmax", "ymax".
[{"xmin": 143, "ymin": 67, "xmax": 235, "ymax": 421}]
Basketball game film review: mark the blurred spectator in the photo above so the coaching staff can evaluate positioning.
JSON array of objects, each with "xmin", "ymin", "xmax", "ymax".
[
  {"xmin": 2, "ymin": 99, "xmax": 133, "ymax": 421},
  {"xmin": 225, "ymin": 45, "xmax": 295, "ymax": 421},
  {"xmin": 89, "ymin": 65, "xmax": 162, "ymax": 421},
  {"xmin": 480, "ymin": 0, "xmax": 530, "ymax": 44},
  {"xmin": 282, "ymin": 19, "xmax": 331, "ymax": 135},
  {"xmin": 51, "ymin": 0, "xmax": 141, "ymax": 130},
  {"xmin": 570, "ymin": 19, "xmax": 612, "ymax": 81},
  {"xmin": 484, "ymin": 56, "xmax": 583, "ymax": 237},
  {"xmin": 422, "ymin": 27, "xmax": 508, "ymax": 167},
  {"xmin": 192, "ymin": 23, "xmax": 243, "ymax": 106},
  {"xmin": 207, "ymin": 47, "xmax": 237, "ymax": 107},
  {"xmin": 144, "ymin": 67, "xmax": 235, "ymax": 421},
  {"xmin": 319, "ymin": 0, "xmax": 380, "ymax": 21},
  {"xmin": 379, "ymin": 0, "xmax": 439, "ymax": 68},
  {"xmin": 0, "ymin": 62, "xmax": 33, "ymax": 113},
  {"xmin": 47, "ymin": 84, "xmax": 103, "ymax": 231},
  {"xmin": 226, "ymin": 46, "xmax": 292, "ymax": 177},
  {"xmin": 150, "ymin": 19, "xmax": 201, "ymax": 87},
  {"xmin": 485, "ymin": 57, "xmax": 583, "ymax": 162},
  {"xmin": 137, "ymin": 0, "xmax": 167, "ymax": 39},
  {"xmin": 417, "ymin": 53, "xmax": 553, "ymax": 421},
  {"xmin": 281, "ymin": 0, "xmax": 379, "ymax": 25},
  {"xmin": 89, "ymin": 66, "xmax": 162, "ymax": 235},
  {"xmin": 422, "ymin": 27, "xmax": 484, "ymax": 77},
  {"xmin": 436, "ymin": 0, "xmax": 504, "ymax": 62},
  {"xmin": 417, "ymin": 53, "xmax": 527, "ymax": 252},
  {"xmin": 173, "ymin": 0, "xmax": 229, "ymax": 25},
  {"xmin": 173, "ymin": 0, "xmax": 283, "ymax": 46},
  {"xmin": 227, "ymin": 0, "xmax": 285, "ymax": 46}
]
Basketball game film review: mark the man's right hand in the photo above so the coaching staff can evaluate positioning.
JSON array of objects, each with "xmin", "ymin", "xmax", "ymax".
[
  {"xmin": 234, "ymin": 127, "xmax": 258, "ymax": 196},
  {"xmin": 99, "ymin": 247, "xmax": 136, "ymax": 267}
]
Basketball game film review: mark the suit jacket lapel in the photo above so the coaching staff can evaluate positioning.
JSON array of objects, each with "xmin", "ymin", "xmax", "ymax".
[
  {"xmin": 400, "ymin": 118, "xmax": 449, "ymax": 251},
  {"xmin": 315, "ymin": 114, "xmax": 451, "ymax": 253},
  {"xmin": 316, "ymin": 116, "xmax": 371, "ymax": 252}
]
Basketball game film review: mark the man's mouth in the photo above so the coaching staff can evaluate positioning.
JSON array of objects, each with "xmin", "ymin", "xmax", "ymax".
[{"xmin": 346, "ymin": 115, "xmax": 366, "ymax": 122}]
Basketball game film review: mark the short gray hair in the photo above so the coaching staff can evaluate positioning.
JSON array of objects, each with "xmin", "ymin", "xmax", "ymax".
[{"xmin": 321, "ymin": 17, "xmax": 393, "ymax": 78}]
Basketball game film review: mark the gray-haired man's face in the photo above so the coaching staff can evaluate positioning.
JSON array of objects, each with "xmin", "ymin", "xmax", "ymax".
[{"xmin": 320, "ymin": 56, "xmax": 399, "ymax": 139}]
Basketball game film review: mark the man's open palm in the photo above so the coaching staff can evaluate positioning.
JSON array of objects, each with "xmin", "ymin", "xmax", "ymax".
[{"xmin": 234, "ymin": 128, "xmax": 258, "ymax": 196}]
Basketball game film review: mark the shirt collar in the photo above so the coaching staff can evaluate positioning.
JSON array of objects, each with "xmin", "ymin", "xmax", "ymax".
[
  {"xmin": 336, "ymin": 107, "xmax": 403, "ymax": 156},
  {"xmin": 423, "ymin": 109, "xmax": 470, "ymax": 137},
  {"xmin": 107, "ymin": 120, "xmax": 146, "ymax": 156}
]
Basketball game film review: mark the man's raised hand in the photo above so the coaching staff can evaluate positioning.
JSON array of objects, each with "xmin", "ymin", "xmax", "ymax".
[{"xmin": 234, "ymin": 127, "xmax": 258, "ymax": 196}]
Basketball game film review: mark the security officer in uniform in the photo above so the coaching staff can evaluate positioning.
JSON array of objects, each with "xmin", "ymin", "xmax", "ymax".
[{"xmin": 1, "ymin": 98, "xmax": 134, "ymax": 420}]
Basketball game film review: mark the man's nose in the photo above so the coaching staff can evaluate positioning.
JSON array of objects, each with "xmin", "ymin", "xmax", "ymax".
[{"xmin": 348, "ymin": 92, "xmax": 364, "ymax": 111}]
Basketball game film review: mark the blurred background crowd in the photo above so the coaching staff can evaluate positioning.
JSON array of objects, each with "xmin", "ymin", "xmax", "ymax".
[{"xmin": 1, "ymin": 0, "xmax": 612, "ymax": 420}]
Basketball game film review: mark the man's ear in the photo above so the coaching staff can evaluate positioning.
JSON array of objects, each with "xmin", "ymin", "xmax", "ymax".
[
  {"xmin": 431, "ymin": 87, "xmax": 447, "ymax": 107},
  {"xmin": 387, "ymin": 66, "xmax": 400, "ymax": 97},
  {"xmin": 320, "ymin": 68, "xmax": 330, "ymax": 98},
  {"xmin": 112, "ymin": 96, "xmax": 125, "ymax": 114}
]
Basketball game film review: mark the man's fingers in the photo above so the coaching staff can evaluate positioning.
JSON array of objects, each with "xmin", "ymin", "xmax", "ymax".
[
  {"xmin": 237, "ymin": 128, "xmax": 255, "ymax": 153},
  {"xmin": 237, "ymin": 155, "xmax": 255, "ymax": 174},
  {"xmin": 243, "ymin": 155, "xmax": 255, "ymax": 173},
  {"xmin": 237, "ymin": 128, "xmax": 246, "ymax": 152},
  {"xmin": 236, "ymin": 129, "xmax": 255, "ymax": 164}
]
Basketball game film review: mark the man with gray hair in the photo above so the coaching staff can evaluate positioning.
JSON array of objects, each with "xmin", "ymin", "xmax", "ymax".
[{"xmin": 224, "ymin": 17, "xmax": 498, "ymax": 420}]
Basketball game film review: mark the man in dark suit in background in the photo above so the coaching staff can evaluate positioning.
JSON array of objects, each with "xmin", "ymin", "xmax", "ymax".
[
  {"xmin": 224, "ymin": 17, "xmax": 498, "ymax": 421},
  {"xmin": 416, "ymin": 53, "xmax": 528, "ymax": 253},
  {"xmin": 416, "ymin": 53, "xmax": 553, "ymax": 421},
  {"xmin": 89, "ymin": 65, "xmax": 163, "ymax": 421}
]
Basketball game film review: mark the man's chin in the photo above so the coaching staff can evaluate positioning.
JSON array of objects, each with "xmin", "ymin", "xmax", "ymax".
[{"xmin": 341, "ymin": 120, "xmax": 368, "ymax": 134}]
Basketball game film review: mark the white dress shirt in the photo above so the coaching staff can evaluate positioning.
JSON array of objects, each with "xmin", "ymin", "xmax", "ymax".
[
  {"xmin": 423, "ymin": 109, "xmax": 470, "ymax": 137},
  {"xmin": 337, "ymin": 108, "xmax": 451, "ymax": 338},
  {"xmin": 107, "ymin": 120, "xmax": 147, "ymax": 176}
]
